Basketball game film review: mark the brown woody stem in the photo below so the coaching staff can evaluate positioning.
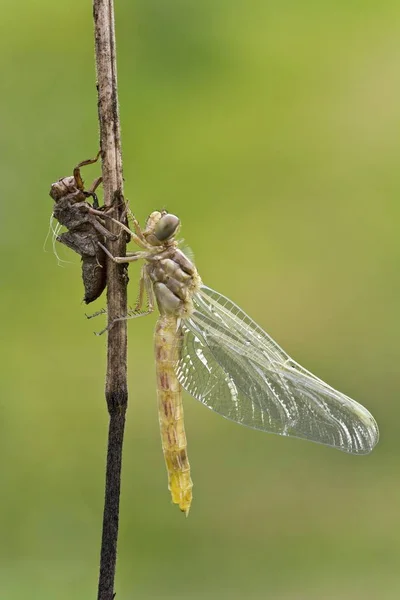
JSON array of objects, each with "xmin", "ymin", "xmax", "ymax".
[{"xmin": 93, "ymin": 1, "xmax": 128, "ymax": 599}]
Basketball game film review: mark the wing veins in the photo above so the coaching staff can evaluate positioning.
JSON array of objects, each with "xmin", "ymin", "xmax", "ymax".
[{"xmin": 175, "ymin": 286, "xmax": 378, "ymax": 454}]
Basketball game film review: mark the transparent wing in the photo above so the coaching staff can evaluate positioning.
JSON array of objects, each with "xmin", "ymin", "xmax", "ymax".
[{"xmin": 176, "ymin": 286, "xmax": 379, "ymax": 454}]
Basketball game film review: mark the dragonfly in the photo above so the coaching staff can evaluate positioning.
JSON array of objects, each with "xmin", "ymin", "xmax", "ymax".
[{"xmin": 99, "ymin": 210, "xmax": 379, "ymax": 515}]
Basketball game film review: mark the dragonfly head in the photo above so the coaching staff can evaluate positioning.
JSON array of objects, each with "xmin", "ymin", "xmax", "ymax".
[{"xmin": 145, "ymin": 211, "xmax": 181, "ymax": 246}]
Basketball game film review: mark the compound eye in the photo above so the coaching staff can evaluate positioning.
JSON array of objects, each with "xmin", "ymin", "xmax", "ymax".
[{"xmin": 154, "ymin": 214, "xmax": 180, "ymax": 241}]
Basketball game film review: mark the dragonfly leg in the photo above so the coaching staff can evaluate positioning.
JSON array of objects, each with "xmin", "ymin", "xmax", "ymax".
[
  {"xmin": 127, "ymin": 208, "xmax": 147, "ymax": 244},
  {"xmin": 97, "ymin": 241, "xmax": 147, "ymax": 263},
  {"xmin": 91, "ymin": 203, "xmax": 152, "ymax": 250},
  {"xmin": 132, "ymin": 266, "xmax": 153, "ymax": 310},
  {"xmin": 134, "ymin": 265, "xmax": 146, "ymax": 311},
  {"xmin": 85, "ymin": 307, "xmax": 107, "ymax": 320},
  {"xmin": 95, "ymin": 305, "xmax": 154, "ymax": 336},
  {"xmin": 95, "ymin": 215, "xmax": 148, "ymax": 249},
  {"xmin": 94, "ymin": 271, "xmax": 154, "ymax": 335},
  {"xmin": 86, "ymin": 255, "xmax": 146, "ymax": 324}
]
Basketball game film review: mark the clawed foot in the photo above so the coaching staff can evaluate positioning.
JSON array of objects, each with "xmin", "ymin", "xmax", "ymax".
[{"xmin": 85, "ymin": 308, "xmax": 107, "ymax": 320}]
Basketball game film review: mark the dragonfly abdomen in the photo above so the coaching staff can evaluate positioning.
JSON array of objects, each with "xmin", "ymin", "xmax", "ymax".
[{"xmin": 155, "ymin": 314, "xmax": 193, "ymax": 515}]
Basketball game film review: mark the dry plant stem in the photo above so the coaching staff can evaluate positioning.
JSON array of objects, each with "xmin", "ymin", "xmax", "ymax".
[{"xmin": 94, "ymin": 1, "xmax": 128, "ymax": 599}]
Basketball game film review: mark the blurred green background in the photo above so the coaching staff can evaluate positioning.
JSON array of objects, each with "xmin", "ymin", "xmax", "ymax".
[{"xmin": 1, "ymin": 0, "xmax": 399, "ymax": 598}]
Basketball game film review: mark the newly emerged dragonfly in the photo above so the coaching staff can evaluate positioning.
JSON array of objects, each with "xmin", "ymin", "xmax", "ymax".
[{"xmin": 100, "ymin": 211, "xmax": 379, "ymax": 515}]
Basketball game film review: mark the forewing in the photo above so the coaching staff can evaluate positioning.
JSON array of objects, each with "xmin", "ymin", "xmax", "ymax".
[{"xmin": 175, "ymin": 286, "xmax": 378, "ymax": 454}]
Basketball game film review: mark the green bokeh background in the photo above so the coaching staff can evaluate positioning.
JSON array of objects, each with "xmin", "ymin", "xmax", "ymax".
[{"xmin": 1, "ymin": 1, "xmax": 399, "ymax": 598}]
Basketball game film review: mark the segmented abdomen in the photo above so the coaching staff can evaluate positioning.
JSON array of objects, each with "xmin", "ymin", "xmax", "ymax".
[{"xmin": 155, "ymin": 315, "xmax": 193, "ymax": 515}]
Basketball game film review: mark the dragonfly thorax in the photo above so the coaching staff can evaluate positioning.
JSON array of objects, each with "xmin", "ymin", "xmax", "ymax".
[{"xmin": 146, "ymin": 247, "xmax": 201, "ymax": 318}]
